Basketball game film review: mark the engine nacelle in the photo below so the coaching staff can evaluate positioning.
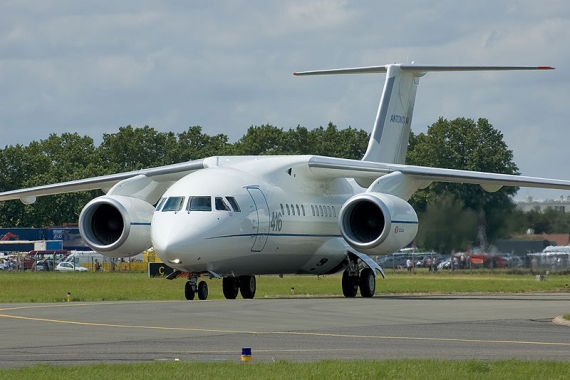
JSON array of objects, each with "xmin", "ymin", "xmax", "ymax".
[
  {"xmin": 339, "ymin": 192, "xmax": 418, "ymax": 255},
  {"xmin": 79, "ymin": 195, "xmax": 155, "ymax": 257}
]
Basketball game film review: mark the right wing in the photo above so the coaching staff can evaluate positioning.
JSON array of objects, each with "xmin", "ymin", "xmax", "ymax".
[{"xmin": 306, "ymin": 156, "xmax": 570, "ymax": 199}]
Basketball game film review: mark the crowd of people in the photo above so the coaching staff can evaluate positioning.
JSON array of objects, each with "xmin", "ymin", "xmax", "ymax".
[{"xmin": 0, "ymin": 256, "xmax": 19, "ymax": 271}]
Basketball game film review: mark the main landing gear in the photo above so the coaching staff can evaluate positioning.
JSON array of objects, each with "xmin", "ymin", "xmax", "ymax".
[
  {"xmin": 342, "ymin": 266, "xmax": 376, "ymax": 298},
  {"xmin": 185, "ymin": 275, "xmax": 257, "ymax": 301}
]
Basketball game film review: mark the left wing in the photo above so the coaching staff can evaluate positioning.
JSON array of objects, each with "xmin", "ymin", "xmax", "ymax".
[
  {"xmin": 307, "ymin": 156, "xmax": 570, "ymax": 194},
  {"xmin": 0, "ymin": 159, "xmax": 206, "ymax": 204}
]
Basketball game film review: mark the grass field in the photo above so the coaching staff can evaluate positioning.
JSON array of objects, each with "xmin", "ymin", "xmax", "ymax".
[
  {"xmin": 2, "ymin": 360, "xmax": 570, "ymax": 380},
  {"xmin": 1, "ymin": 270, "xmax": 569, "ymax": 378},
  {"xmin": 0, "ymin": 269, "xmax": 569, "ymax": 303}
]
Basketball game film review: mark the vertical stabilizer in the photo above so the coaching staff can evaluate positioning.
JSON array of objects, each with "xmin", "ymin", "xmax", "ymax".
[
  {"xmin": 294, "ymin": 64, "xmax": 553, "ymax": 165},
  {"xmin": 362, "ymin": 65, "xmax": 419, "ymax": 164}
]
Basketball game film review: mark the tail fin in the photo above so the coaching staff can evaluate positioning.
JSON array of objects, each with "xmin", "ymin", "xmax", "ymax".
[{"xmin": 294, "ymin": 64, "xmax": 553, "ymax": 164}]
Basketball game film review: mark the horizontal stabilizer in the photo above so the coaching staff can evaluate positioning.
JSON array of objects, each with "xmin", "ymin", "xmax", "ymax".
[
  {"xmin": 295, "ymin": 63, "xmax": 554, "ymax": 178},
  {"xmin": 293, "ymin": 64, "xmax": 554, "ymax": 76}
]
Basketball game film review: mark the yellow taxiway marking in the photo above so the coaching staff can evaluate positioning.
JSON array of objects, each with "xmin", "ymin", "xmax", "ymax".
[{"xmin": 0, "ymin": 303, "xmax": 568, "ymax": 348}]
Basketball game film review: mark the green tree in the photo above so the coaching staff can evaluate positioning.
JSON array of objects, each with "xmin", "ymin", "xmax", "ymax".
[
  {"xmin": 97, "ymin": 125, "xmax": 177, "ymax": 171},
  {"xmin": 0, "ymin": 134, "xmax": 103, "ymax": 226},
  {"xmin": 407, "ymin": 117, "xmax": 518, "ymax": 245},
  {"xmin": 232, "ymin": 124, "xmax": 288, "ymax": 155},
  {"xmin": 232, "ymin": 122, "xmax": 369, "ymax": 158},
  {"xmin": 415, "ymin": 194, "xmax": 477, "ymax": 255},
  {"xmin": 308, "ymin": 123, "xmax": 369, "ymax": 159},
  {"xmin": 171, "ymin": 126, "xmax": 233, "ymax": 162}
]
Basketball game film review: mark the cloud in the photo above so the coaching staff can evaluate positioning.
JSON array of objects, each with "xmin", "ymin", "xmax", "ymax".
[{"xmin": 0, "ymin": 0, "xmax": 569, "ymax": 201}]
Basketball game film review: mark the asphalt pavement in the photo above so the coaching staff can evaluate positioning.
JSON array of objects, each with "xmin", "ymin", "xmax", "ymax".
[{"xmin": 0, "ymin": 293, "xmax": 569, "ymax": 368}]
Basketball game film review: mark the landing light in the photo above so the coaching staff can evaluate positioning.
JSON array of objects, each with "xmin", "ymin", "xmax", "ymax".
[{"xmin": 168, "ymin": 259, "xmax": 181, "ymax": 264}]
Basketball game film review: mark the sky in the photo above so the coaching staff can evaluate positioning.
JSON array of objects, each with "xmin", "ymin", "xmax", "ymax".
[{"xmin": 1, "ymin": 0, "xmax": 570, "ymax": 201}]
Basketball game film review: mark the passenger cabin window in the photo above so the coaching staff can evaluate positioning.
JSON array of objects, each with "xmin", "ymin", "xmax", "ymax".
[
  {"xmin": 280, "ymin": 204, "xmax": 285, "ymax": 215},
  {"xmin": 311, "ymin": 205, "xmax": 315, "ymax": 216},
  {"xmin": 286, "ymin": 204, "xmax": 290, "ymax": 215},
  {"xmin": 226, "ymin": 197, "xmax": 241, "ymax": 212},
  {"xmin": 215, "ymin": 197, "xmax": 231, "ymax": 211},
  {"xmin": 332, "ymin": 206, "xmax": 336, "ymax": 217},
  {"xmin": 291, "ymin": 204, "xmax": 295, "ymax": 215},
  {"xmin": 186, "ymin": 196, "xmax": 212, "ymax": 211},
  {"xmin": 301, "ymin": 205, "xmax": 305, "ymax": 216},
  {"xmin": 162, "ymin": 196, "xmax": 185, "ymax": 212},
  {"xmin": 296, "ymin": 204, "xmax": 300, "ymax": 216}
]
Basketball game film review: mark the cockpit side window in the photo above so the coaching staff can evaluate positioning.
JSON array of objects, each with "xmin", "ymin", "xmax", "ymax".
[
  {"xmin": 226, "ymin": 197, "xmax": 241, "ymax": 212},
  {"xmin": 162, "ymin": 196, "xmax": 185, "ymax": 212},
  {"xmin": 155, "ymin": 197, "xmax": 166, "ymax": 211},
  {"xmin": 186, "ymin": 196, "xmax": 212, "ymax": 211},
  {"xmin": 215, "ymin": 197, "xmax": 231, "ymax": 211}
]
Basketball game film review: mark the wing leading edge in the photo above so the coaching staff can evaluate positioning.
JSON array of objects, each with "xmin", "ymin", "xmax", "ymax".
[
  {"xmin": 307, "ymin": 156, "xmax": 570, "ymax": 194},
  {"xmin": 0, "ymin": 159, "xmax": 206, "ymax": 204}
]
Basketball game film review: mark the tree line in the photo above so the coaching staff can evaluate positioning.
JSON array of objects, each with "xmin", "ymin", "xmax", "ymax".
[{"xmin": 1, "ymin": 119, "xmax": 567, "ymax": 254}]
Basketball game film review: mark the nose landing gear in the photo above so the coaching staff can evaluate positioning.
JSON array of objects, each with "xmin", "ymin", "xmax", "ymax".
[{"xmin": 184, "ymin": 276, "xmax": 209, "ymax": 300}]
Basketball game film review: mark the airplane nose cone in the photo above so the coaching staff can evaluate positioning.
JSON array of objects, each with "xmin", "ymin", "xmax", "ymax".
[
  {"xmin": 152, "ymin": 219, "xmax": 192, "ymax": 259},
  {"xmin": 151, "ymin": 213, "xmax": 214, "ymax": 265}
]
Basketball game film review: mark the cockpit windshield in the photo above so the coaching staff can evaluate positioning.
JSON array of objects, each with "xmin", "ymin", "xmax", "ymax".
[
  {"xmin": 186, "ymin": 196, "xmax": 212, "ymax": 211},
  {"xmin": 226, "ymin": 196, "xmax": 241, "ymax": 212},
  {"xmin": 162, "ymin": 196, "xmax": 185, "ymax": 212},
  {"xmin": 215, "ymin": 197, "xmax": 231, "ymax": 211},
  {"xmin": 158, "ymin": 195, "xmax": 240, "ymax": 213}
]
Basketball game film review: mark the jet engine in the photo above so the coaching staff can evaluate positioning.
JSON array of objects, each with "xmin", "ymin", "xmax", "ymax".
[
  {"xmin": 78, "ymin": 195, "xmax": 155, "ymax": 257},
  {"xmin": 339, "ymin": 192, "xmax": 418, "ymax": 255}
]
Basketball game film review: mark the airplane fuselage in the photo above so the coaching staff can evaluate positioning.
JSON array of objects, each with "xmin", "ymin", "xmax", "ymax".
[{"xmin": 151, "ymin": 155, "xmax": 359, "ymax": 276}]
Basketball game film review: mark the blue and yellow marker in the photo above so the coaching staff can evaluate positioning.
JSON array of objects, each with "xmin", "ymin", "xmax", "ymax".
[{"xmin": 241, "ymin": 347, "xmax": 252, "ymax": 362}]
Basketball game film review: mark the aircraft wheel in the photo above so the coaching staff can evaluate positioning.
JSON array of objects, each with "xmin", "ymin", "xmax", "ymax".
[
  {"xmin": 222, "ymin": 277, "xmax": 240, "ymax": 299},
  {"xmin": 197, "ymin": 281, "xmax": 209, "ymax": 300},
  {"xmin": 239, "ymin": 275, "xmax": 256, "ymax": 299},
  {"xmin": 185, "ymin": 281, "xmax": 196, "ymax": 300},
  {"xmin": 342, "ymin": 270, "xmax": 358, "ymax": 298},
  {"xmin": 359, "ymin": 268, "xmax": 375, "ymax": 298}
]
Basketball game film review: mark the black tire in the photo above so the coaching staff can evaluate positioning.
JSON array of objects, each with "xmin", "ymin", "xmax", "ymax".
[
  {"xmin": 197, "ymin": 281, "xmax": 209, "ymax": 300},
  {"xmin": 184, "ymin": 281, "xmax": 196, "ymax": 301},
  {"xmin": 222, "ymin": 277, "xmax": 240, "ymax": 299},
  {"xmin": 359, "ymin": 268, "xmax": 375, "ymax": 298},
  {"xmin": 239, "ymin": 275, "xmax": 256, "ymax": 299},
  {"xmin": 342, "ymin": 270, "xmax": 358, "ymax": 298}
]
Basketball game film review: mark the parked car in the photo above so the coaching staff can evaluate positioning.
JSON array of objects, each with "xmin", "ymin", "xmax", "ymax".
[
  {"xmin": 437, "ymin": 259, "xmax": 452, "ymax": 270},
  {"xmin": 24, "ymin": 250, "xmax": 69, "ymax": 270},
  {"xmin": 379, "ymin": 256, "xmax": 409, "ymax": 268},
  {"xmin": 501, "ymin": 255, "xmax": 524, "ymax": 269},
  {"xmin": 55, "ymin": 262, "xmax": 88, "ymax": 272},
  {"xmin": 32, "ymin": 259, "xmax": 55, "ymax": 272}
]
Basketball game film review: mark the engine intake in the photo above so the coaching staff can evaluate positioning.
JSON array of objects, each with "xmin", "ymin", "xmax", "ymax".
[
  {"xmin": 79, "ymin": 195, "xmax": 155, "ymax": 257},
  {"xmin": 339, "ymin": 192, "xmax": 418, "ymax": 255}
]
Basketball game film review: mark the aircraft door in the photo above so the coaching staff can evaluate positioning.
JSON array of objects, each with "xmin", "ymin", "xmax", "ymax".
[{"xmin": 246, "ymin": 187, "xmax": 270, "ymax": 252}]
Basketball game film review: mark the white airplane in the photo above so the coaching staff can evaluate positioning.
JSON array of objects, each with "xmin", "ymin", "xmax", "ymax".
[{"xmin": 2, "ymin": 63, "xmax": 570, "ymax": 301}]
